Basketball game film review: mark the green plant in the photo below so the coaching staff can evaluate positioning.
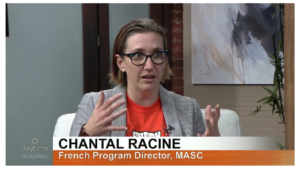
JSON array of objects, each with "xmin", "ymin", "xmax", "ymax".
[
  {"xmin": 251, "ymin": 4, "xmax": 285, "ymax": 125},
  {"xmin": 251, "ymin": 3, "xmax": 285, "ymax": 150},
  {"xmin": 275, "ymin": 140, "xmax": 285, "ymax": 150}
]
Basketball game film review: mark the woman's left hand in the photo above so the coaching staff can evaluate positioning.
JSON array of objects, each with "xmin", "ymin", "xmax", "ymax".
[{"xmin": 197, "ymin": 104, "xmax": 221, "ymax": 136}]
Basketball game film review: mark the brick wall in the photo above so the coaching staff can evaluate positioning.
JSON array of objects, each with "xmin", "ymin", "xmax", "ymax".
[
  {"xmin": 183, "ymin": 4, "xmax": 285, "ymax": 146},
  {"xmin": 171, "ymin": 4, "xmax": 184, "ymax": 95}
]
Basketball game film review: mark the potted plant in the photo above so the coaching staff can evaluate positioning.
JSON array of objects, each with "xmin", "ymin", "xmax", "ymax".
[{"xmin": 251, "ymin": 3, "xmax": 285, "ymax": 150}]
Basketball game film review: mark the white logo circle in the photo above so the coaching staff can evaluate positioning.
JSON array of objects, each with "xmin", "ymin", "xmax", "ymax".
[{"xmin": 32, "ymin": 138, "xmax": 38, "ymax": 144}]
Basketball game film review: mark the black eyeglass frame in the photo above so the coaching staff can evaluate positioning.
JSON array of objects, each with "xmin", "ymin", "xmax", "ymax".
[{"xmin": 121, "ymin": 51, "xmax": 169, "ymax": 66}]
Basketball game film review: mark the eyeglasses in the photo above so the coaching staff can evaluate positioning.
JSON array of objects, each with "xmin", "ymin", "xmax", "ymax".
[{"xmin": 121, "ymin": 51, "xmax": 168, "ymax": 66}]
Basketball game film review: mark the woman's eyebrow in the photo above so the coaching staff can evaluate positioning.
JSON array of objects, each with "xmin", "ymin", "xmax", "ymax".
[
  {"xmin": 152, "ymin": 47, "xmax": 164, "ymax": 51},
  {"xmin": 129, "ymin": 48, "xmax": 144, "ymax": 52},
  {"xmin": 129, "ymin": 47, "xmax": 164, "ymax": 52}
]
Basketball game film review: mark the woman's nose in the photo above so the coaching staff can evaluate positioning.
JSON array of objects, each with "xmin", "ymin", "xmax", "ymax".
[{"xmin": 144, "ymin": 57, "xmax": 154, "ymax": 71}]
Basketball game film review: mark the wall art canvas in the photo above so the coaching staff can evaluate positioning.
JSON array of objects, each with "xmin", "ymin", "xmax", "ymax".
[{"xmin": 191, "ymin": 4, "xmax": 280, "ymax": 84}]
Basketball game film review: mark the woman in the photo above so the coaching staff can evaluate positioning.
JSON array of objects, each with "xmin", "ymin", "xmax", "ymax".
[{"xmin": 70, "ymin": 18, "xmax": 220, "ymax": 137}]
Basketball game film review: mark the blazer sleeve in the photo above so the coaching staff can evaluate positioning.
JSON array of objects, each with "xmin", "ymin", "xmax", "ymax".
[
  {"xmin": 69, "ymin": 93, "xmax": 95, "ymax": 136},
  {"xmin": 192, "ymin": 99, "xmax": 206, "ymax": 136}
]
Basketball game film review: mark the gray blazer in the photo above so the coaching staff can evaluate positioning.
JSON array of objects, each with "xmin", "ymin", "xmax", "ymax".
[{"xmin": 70, "ymin": 85, "xmax": 206, "ymax": 136}]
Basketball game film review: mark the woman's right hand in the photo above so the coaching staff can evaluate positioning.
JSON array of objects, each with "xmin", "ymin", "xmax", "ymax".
[{"xmin": 83, "ymin": 91, "xmax": 127, "ymax": 136}]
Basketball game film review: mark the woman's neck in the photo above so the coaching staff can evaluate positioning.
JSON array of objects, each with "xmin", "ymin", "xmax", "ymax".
[{"xmin": 127, "ymin": 87, "xmax": 159, "ymax": 107}]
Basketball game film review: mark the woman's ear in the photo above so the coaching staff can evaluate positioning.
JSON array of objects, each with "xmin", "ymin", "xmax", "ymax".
[{"xmin": 116, "ymin": 54, "xmax": 126, "ymax": 72}]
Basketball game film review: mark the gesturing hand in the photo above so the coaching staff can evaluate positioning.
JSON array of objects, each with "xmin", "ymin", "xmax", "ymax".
[
  {"xmin": 84, "ymin": 91, "xmax": 127, "ymax": 136},
  {"xmin": 197, "ymin": 104, "xmax": 220, "ymax": 136}
]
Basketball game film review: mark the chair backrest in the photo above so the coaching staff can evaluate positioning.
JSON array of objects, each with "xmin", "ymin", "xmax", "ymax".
[
  {"xmin": 53, "ymin": 109, "xmax": 242, "ymax": 137},
  {"xmin": 201, "ymin": 109, "xmax": 242, "ymax": 136}
]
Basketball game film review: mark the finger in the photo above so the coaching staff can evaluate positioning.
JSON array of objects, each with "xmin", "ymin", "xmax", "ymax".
[
  {"xmin": 104, "ymin": 98, "xmax": 126, "ymax": 116},
  {"xmin": 104, "ymin": 108, "xmax": 127, "ymax": 124},
  {"xmin": 205, "ymin": 105, "xmax": 212, "ymax": 120},
  {"xmin": 197, "ymin": 133, "xmax": 201, "ymax": 137},
  {"xmin": 205, "ymin": 119, "xmax": 213, "ymax": 131},
  {"xmin": 95, "ymin": 91, "xmax": 105, "ymax": 109},
  {"xmin": 211, "ymin": 109, "xmax": 216, "ymax": 119},
  {"xmin": 106, "ymin": 125, "xmax": 128, "ymax": 132},
  {"xmin": 215, "ymin": 104, "xmax": 220, "ymax": 120},
  {"xmin": 101, "ymin": 92, "xmax": 123, "ymax": 110},
  {"xmin": 210, "ymin": 109, "xmax": 217, "ymax": 121},
  {"xmin": 211, "ymin": 110, "xmax": 217, "ymax": 127}
]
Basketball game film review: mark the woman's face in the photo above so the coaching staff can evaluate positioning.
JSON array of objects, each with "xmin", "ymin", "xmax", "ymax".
[{"xmin": 117, "ymin": 32, "xmax": 166, "ymax": 93}]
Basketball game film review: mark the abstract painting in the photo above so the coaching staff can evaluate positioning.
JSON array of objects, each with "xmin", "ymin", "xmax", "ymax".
[{"xmin": 191, "ymin": 4, "xmax": 280, "ymax": 84}]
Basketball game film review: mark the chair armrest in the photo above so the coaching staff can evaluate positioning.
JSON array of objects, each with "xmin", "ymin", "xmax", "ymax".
[
  {"xmin": 201, "ymin": 109, "xmax": 242, "ymax": 136},
  {"xmin": 53, "ymin": 113, "xmax": 76, "ymax": 137}
]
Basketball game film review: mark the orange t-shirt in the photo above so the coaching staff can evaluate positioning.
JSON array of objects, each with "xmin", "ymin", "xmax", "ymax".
[{"xmin": 125, "ymin": 94, "xmax": 169, "ymax": 137}]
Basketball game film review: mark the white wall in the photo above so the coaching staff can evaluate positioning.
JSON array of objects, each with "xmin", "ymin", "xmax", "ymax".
[
  {"xmin": 6, "ymin": 4, "xmax": 83, "ymax": 165},
  {"xmin": 6, "ymin": 3, "xmax": 150, "ymax": 165}
]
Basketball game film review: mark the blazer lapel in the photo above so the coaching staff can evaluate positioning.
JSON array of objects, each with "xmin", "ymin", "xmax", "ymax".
[
  {"xmin": 159, "ymin": 85, "xmax": 183, "ymax": 136},
  {"xmin": 109, "ymin": 85, "xmax": 127, "ymax": 136},
  {"xmin": 108, "ymin": 84, "xmax": 183, "ymax": 136}
]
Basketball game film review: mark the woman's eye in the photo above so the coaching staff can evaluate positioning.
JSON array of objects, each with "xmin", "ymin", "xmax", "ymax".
[
  {"xmin": 132, "ymin": 53, "xmax": 145, "ymax": 61},
  {"xmin": 133, "ymin": 53, "xmax": 143, "ymax": 58},
  {"xmin": 154, "ymin": 52, "xmax": 163, "ymax": 57}
]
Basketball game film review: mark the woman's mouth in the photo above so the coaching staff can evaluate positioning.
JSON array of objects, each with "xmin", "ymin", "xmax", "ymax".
[{"xmin": 141, "ymin": 75, "xmax": 156, "ymax": 82}]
